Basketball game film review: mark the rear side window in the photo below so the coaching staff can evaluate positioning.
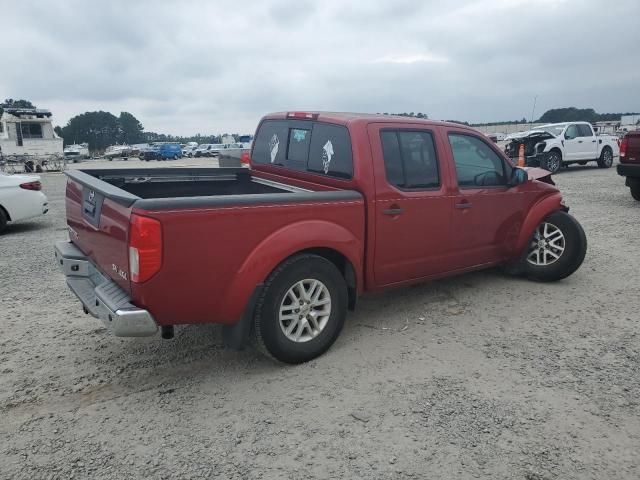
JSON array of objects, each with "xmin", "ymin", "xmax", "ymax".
[
  {"xmin": 380, "ymin": 130, "xmax": 440, "ymax": 189},
  {"xmin": 578, "ymin": 124, "xmax": 593, "ymax": 137},
  {"xmin": 253, "ymin": 120, "xmax": 353, "ymax": 179}
]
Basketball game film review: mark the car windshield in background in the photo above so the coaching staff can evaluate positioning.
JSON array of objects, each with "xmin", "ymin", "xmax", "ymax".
[{"xmin": 538, "ymin": 125, "xmax": 565, "ymax": 136}]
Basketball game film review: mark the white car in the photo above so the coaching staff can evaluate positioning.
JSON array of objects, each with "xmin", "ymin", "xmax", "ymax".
[{"xmin": 0, "ymin": 172, "xmax": 49, "ymax": 233}]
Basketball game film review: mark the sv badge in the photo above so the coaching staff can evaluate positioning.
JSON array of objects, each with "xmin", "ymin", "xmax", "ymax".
[{"xmin": 112, "ymin": 264, "xmax": 128, "ymax": 281}]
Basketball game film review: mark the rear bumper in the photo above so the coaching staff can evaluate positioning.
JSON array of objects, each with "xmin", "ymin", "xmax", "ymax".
[
  {"xmin": 617, "ymin": 163, "xmax": 640, "ymax": 179},
  {"xmin": 54, "ymin": 241, "xmax": 158, "ymax": 337}
]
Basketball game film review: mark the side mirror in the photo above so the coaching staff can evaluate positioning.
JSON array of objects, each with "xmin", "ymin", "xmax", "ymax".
[{"xmin": 509, "ymin": 167, "xmax": 528, "ymax": 187}]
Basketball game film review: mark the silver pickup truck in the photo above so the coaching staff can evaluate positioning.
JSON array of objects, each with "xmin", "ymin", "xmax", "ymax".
[{"xmin": 218, "ymin": 142, "xmax": 252, "ymax": 167}]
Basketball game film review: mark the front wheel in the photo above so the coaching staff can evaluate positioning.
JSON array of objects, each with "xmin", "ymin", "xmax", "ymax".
[
  {"xmin": 522, "ymin": 211, "xmax": 587, "ymax": 282},
  {"xmin": 253, "ymin": 254, "xmax": 348, "ymax": 364},
  {"xmin": 0, "ymin": 208, "xmax": 7, "ymax": 234},
  {"xmin": 541, "ymin": 151, "xmax": 562, "ymax": 174},
  {"xmin": 598, "ymin": 147, "xmax": 613, "ymax": 168}
]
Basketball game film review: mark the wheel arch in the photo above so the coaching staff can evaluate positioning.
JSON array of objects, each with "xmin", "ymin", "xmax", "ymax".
[
  {"xmin": 221, "ymin": 220, "xmax": 363, "ymax": 322},
  {"xmin": 514, "ymin": 193, "xmax": 565, "ymax": 257},
  {"xmin": 0, "ymin": 203, "xmax": 12, "ymax": 221}
]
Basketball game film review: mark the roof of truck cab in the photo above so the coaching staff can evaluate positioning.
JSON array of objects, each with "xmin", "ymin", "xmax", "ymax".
[{"xmin": 263, "ymin": 111, "xmax": 479, "ymax": 132}]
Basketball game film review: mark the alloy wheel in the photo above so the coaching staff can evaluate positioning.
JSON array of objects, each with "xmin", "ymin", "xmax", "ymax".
[
  {"xmin": 279, "ymin": 279, "xmax": 332, "ymax": 343},
  {"xmin": 527, "ymin": 222, "xmax": 566, "ymax": 266}
]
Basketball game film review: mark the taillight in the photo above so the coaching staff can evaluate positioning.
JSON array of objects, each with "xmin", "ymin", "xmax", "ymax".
[
  {"xmin": 128, "ymin": 214, "xmax": 162, "ymax": 283},
  {"xmin": 620, "ymin": 137, "xmax": 628, "ymax": 158},
  {"xmin": 240, "ymin": 152, "xmax": 251, "ymax": 165},
  {"xmin": 19, "ymin": 181, "xmax": 42, "ymax": 191},
  {"xmin": 286, "ymin": 111, "xmax": 318, "ymax": 120}
]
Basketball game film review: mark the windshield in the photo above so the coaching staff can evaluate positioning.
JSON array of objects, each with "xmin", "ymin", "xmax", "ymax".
[{"xmin": 537, "ymin": 125, "xmax": 565, "ymax": 136}]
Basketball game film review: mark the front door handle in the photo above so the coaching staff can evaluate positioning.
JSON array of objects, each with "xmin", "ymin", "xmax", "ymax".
[
  {"xmin": 455, "ymin": 201, "xmax": 473, "ymax": 209},
  {"xmin": 383, "ymin": 207, "xmax": 404, "ymax": 216},
  {"xmin": 577, "ymin": 140, "xmax": 583, "ymax": 143}
]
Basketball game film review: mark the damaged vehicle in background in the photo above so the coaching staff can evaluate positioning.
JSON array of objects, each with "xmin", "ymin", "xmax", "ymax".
[{"xmin": 504, "ymin": 122, "xmax": 619, "ymax": 173}]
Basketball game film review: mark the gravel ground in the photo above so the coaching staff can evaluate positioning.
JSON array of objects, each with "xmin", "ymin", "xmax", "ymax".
[{"xmin": 1, "ymin": 159, "xmax": 639, "ymax": 479}]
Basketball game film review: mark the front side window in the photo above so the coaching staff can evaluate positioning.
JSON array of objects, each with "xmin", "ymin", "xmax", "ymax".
[
  {"xmin": 565, "ymin": 124, "xmax": 580, "ymax": 139},
  {"xmin": 578, "ymin": 124, "xmax": 593, "ymax": 137},
  {"xmin": 380, "ymin": 130, "xmax": 440, "ymax": 189},
  {"xmin": 448, "ymin": 134, "xmax": 507, "ymax": 187}
]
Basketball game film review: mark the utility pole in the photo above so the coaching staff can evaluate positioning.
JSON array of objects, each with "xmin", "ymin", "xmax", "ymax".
[{"xmin": 530, "ymin": 95, "xmax": 538, "ymax": 129}]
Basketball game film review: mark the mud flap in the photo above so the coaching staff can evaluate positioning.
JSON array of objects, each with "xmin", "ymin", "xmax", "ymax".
[{"xmin": 222, "ymin": 285, "xmax": 263, "ymax": 350}]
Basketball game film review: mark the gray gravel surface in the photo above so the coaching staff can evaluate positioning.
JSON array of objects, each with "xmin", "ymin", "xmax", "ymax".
[{"xmin": 1, "ymin": 159, "xmax": 639, "ymax": 479}]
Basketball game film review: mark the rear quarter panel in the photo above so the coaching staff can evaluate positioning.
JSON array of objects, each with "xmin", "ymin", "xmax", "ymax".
[{"xmin": 131, "ymin": 197, "xmax": 365, "ymax": 326}]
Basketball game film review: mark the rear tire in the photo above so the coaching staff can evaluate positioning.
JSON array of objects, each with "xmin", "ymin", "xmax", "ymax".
[
  {"xmin": 522, "ymin": 211, "xmax": 587, "ymax": 282},
  {"xmin": 541, "ymin": 150, "xmax": 562, "ymax": 174},
  {"xmin": 0, "ymin": 208, "xmax": 7, "ymax": 234},
  {"xmin": 253, "ymin": 254, "xmax": 348, "ymax": 364},
  {"xmin": 631, "ymin": 185, "xmax": 640, "ymax": 201},
  {"xmin": 597, "ymin": 147, "xmax": 613, "ymax": 168}
]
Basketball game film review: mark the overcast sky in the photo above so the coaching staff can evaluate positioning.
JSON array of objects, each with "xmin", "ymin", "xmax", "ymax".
[{"xmin": 3, "ymin": 0, "xmax": 639, "ymax": 135}]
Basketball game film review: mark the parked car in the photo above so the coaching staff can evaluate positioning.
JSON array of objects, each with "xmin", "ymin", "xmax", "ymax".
[
  {"xmin": 54, "ymin": 111, "xmax": 587, "ymax": 364},
  {"xmin": 193, "ymin": 144, "xmax": 214, "ymax": 157},
  {"xmin": 182, "ymin": 145, "xmax": 198, "ymax": 157},
  {"xmin": 617, "ymin": 130, "xmax": 640, "ymax": 201},
  {"xmin": 139, "ymin": 143, "xmax": 182, "ymax": 161},
  {"xmin": 157, "ymin": 143, "xmax": 182, "ymax": 160},
  {"xmin": 504, "ymin": 122, "xmax": 619, "ymax": 173},
  {"xmin": 0, "ymin": 172, "xmax": 48, "ymax": 233}
]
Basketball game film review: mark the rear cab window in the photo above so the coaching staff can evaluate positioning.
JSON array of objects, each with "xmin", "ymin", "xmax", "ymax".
[{"xmin": 252, "ymin": 119, "xmax": 353, "ymax": 179}]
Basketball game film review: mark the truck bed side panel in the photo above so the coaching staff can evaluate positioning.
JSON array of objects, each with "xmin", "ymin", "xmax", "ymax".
[{"xmin": 130, "ymin": 196, "xmax": 365, "ymax": 326}]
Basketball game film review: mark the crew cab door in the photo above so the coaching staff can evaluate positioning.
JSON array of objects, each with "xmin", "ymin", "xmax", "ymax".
[
  {"xmin": 368, "ymin": 124, "xmax": 454, "ymax": 285},
  {"xmin": 445, "ymin": 130, "xmax": 524, "ymax": 267},
  {"xmin": 577, "ymin": 123, "xmax": 598, "ymax": 158},
  {"xmin": 563, "ymin": 124, "xmax": 582, "ymax": 161}
]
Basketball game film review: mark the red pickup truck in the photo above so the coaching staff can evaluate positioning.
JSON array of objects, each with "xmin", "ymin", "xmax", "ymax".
[
  {"xmin": 55, "ymin": 112, "xmax": 587, "ymax": 363},
  {"xmin": 617, "ymin": 130, "xmax": 640, "ymax": 200}
]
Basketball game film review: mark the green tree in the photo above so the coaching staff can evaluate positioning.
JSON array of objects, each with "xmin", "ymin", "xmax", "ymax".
[
  {"xmin": 60, "ymin": 111, "xmax": 121, "ymax": 151},
  {"xmin": 118, "ymin": 112, "xmax": 144, "ymax": 144}
]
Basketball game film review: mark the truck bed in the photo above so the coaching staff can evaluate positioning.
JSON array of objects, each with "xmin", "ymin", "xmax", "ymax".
[
  {"xmin": 73, "ymin": 167, "xmax": 303, "ymax": 200},
  {"xmin": 63, "ymin": 166, "xmax": 364, "ymax": 326}
]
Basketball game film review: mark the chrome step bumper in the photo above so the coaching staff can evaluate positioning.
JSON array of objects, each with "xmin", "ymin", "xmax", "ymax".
[{"xmin": 54, "ymin": 241, "xmax": 158, "ymax": 337}]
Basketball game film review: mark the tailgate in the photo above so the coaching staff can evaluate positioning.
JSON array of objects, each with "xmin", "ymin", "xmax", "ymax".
[{"xmin": 65, "ymin": 173, "xmax": 136, "ymax": 293}]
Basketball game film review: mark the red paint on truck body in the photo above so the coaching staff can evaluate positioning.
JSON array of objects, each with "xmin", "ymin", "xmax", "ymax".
[{"xmin": 65, "ymin": 113, "xmax": 567, "ymax": 327}]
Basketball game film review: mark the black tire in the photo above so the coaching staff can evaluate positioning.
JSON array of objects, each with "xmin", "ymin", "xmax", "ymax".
[
  {"xmin": 541, "ymin": 150, "xmax": 562, "ymax": 174},
  {"xmin": 522, "ymin": 211, "xmax": 587, "ymax": 282},
  {"xmin": 597, "ymin": 147, "xmax": 613, "ymax": 168},
  {"xmin": 631, "ymin": 185, "xmax": 640, "ymax": 201},
  {"xmin": 253, "ymin": 254, "xmax": 348, "ymax": 364},
  {"xmin": 0, "ymin": 207, "xmax": 7, "ymax": 234}
]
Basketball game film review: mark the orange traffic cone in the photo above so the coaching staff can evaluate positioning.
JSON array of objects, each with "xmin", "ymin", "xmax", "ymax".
[{"xmin": 518, "ymin": 143, "xmax": 525, "ymax": 167}]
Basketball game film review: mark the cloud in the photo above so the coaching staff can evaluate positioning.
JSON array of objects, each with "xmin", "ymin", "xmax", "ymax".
[
  {"xmin": 372, "ymin": 54, "xmax": 449, "ymax": 64},
  {"xmin": 1, "ymin": 0, "xmax": 638, "ymax": 135}
]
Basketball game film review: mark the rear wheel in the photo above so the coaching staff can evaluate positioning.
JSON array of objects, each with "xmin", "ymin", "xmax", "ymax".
[
  {"xmin": 541, "ymin": 150, "xmax": 562, "ymax": 174},
  {"xmin": 631, "ymin": 185, "xmax": 640, "ymax": 201},
  {"xmin": 598, "ymin": 147, "xmax": 613, "ymax": 168},
  {"xmin": 522, "ymin": 211, "xmax": 587, "ymax": 282},
  {"xmin": 253, "ymin": 254, "xmax": 348, "ymax": 364}
]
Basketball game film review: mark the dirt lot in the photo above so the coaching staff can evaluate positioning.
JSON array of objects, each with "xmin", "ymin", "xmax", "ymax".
[{"xmin": 1, "ymin": 158, "xmax": 639, "ymax": 479}]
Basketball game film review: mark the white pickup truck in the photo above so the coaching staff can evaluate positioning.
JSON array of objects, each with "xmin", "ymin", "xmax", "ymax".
[{"xmin": 504, "ymin": 122, "xmax": 619, "ymax": 173}]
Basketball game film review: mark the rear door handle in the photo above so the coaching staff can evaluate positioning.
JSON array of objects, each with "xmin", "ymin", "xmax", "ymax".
[
  {"xmin": 455, "ymin": 201, "xmax": 473, "ymax": 209},
  {"xmin": 383, "ymin": 207, "xmax": 404, "ymax": 216}
]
